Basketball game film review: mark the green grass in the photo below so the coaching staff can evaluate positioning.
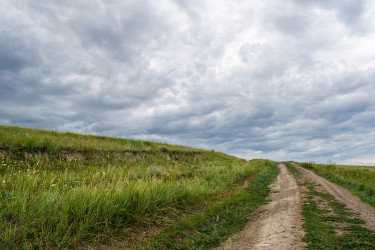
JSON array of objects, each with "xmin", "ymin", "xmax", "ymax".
[
  {"xmin": 284, "ymin": 162, "xmax": 301, "ymax": 178},
  {"xmin": 285, "ymin": 163, "xmax": 375, "ymax": 249},
  {"xmin": 0, "ymin": 124, "xmax": 199, "ymax": 152},
  {"xmin": 141, "ymin": 160, "xmax": 279, "ymax": 249},
  {"xmin": 0, "ymin": 125, "xmax": 275, "ymax": 249},
  {"xmin": 298, "ymin": 162, "xmax": 375, "ymax": 208},
  {"xmin": 302, "ymin": 182, "xmax": 375, "ymax": 249},
  {"xmin": 336, "ymin": 164, "xmax": 375, "ymax": 174}
]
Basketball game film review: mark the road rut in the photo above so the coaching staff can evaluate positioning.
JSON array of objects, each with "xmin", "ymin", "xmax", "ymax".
[
  {"xmin": 222, "ymin": 163, "xmax": 306, "ymax": 249},
  {"xmin": 293, "ymin": 163, "xmax": 375, "ymax": 232}
]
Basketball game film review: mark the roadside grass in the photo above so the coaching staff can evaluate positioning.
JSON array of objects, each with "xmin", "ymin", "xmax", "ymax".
[
  {"xmin": 285, "ymin": 163, "xmax": 375, "ymax": 249},
  {"xmin": 0, "ymin": 125, "xmax": 271, "ymax": 249},
  {"xmin": 298, "ymin": 162, "xmax": 375, "ymax": 208},
  {"xmin": 141, "ymin": 160, "xmax": 279, "ymax": 249},
  {"xmin": 284, "ymin": 162, "xmax": 301, "ymax": 178}
]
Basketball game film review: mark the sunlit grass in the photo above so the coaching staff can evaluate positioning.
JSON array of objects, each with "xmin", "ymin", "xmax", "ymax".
[
  {"xmin": 0, "ymin": 124, "xmax": 199, "ymax": 152},
  {"xmin": 0, "ymin": 125, "xmax": 265, "ymax": 248}
]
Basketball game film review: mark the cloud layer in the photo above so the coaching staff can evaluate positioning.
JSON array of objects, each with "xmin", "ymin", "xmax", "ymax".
[{"xmin": 1, "ymin": 0, "xmax": 375, "ymax": 164}]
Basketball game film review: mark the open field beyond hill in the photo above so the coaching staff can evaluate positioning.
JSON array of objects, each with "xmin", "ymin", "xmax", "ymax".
[{"xmin": 0, "ymin": 125, "xmax": 278, "ymax": 249}]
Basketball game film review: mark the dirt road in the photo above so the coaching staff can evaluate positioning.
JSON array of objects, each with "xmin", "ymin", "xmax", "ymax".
[
  {"xmin": 222, "ymin": 163, "xmax": 375, "ymax": 249},
  {"xmin": 293, "ymin": 163, "xmax": 375, "ymax": 232},
  {"xmin": 222, "ymin": 163, "xmax": 306, "ymax": 249}
]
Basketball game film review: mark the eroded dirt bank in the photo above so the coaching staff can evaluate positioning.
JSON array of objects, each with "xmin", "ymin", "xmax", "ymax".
[
  {"xmin": 293, "ymin": 163, "xmax": 375, "ymax": 232},
  {"xmin": 222, "ymin": 164, "xmax": 306, "ymax": 249}
]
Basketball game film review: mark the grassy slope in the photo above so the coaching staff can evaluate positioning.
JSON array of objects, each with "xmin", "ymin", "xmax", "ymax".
[
  {"xmin": 0, "ymin": 125, "xmax": 276, "ymax": 249},
  {"xmin": 0, "ymin": 125, "xmax": 198, "ymax": 152},
  {"xmin": 297, "ymin": 162, "xmax": 375, "ymax": 208},
  {"xmin": 142, "ymin": 160, "xmax": 278, "ymax": 249}
]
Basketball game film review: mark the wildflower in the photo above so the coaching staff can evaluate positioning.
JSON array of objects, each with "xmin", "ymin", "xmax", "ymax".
[{"xmin": 51, "ymin": 184, "xmax": 57, "ymax": 187}]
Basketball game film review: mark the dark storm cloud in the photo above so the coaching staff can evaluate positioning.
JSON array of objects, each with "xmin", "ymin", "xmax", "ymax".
[
  {"xmin": 1, "ymin": 0, "xmax": 375, "ymax": 164},
  {"xmin": 0, "ymin": 32, "xmax": 41, "ymax": 72}
]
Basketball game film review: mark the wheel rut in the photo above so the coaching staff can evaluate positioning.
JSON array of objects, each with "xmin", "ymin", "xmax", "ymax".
[
  {"xmin": 293, "ymin": 163, "xmax": 375, "ymax": 232},
  {"xmin": 221, "ymin": 163, "xmax": 375, "ymax": 249},
  {"xmin": 222, "ymin": 163, "xmax": 306, "ymax": 249}
]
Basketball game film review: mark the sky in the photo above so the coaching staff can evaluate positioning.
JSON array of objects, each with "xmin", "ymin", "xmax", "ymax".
[{"xmin": 1, "ymin": 0, "xmax": 375, "ymax": 165}]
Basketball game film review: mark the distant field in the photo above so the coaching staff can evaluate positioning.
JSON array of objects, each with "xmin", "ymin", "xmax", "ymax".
[
  {"xmin": 0, "ymin": 125, "xmax": 277, "ymax": 249},
  {"xmin": 336, "ymin": 164, "xmax": 375, "ymax": 173}
]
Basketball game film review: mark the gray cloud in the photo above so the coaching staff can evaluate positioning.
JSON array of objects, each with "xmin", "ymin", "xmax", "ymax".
[
  {"xmin": 290, "ymin": 0, "xmax": 367, "ymax": 30},
  {"xmin": 1, "ymin": 0, "xmax": 375, "ymax": 164}
]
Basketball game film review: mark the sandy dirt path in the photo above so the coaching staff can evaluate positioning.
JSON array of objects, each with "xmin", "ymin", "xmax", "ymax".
[
  {"xmin": 221, "ymin": 164, "xmax": 306, "ymax": 249},
  {"xmin": 293, "ymin": 163, "xmax": 375, "ymax": 232}
]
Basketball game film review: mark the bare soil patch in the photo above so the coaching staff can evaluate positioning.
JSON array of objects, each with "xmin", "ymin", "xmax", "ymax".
[{"xmin": 221, "ymin": 164, "xmax": 306, "ymax": 249}]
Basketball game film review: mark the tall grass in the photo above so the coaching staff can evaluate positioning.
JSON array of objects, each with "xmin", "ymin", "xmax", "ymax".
[
  {"xmin": 143, "ymin": 160, "xmax": 279, "ymax": 249},
  {"xmin": 0, "ymin": 124, "xmax": 198, "ymax": 152},
  {"xmin": 299, "ymin": 162, "xmax": 375, "ymax": 208},
  {"xmin": 0, "ymin": 125, "xmax": 263, "ymax": 248}
]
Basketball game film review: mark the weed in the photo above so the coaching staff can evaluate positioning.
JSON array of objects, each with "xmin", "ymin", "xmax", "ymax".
[{"xmin": 142, "ymin": 160, "xmax": 279, "ymax": 249}]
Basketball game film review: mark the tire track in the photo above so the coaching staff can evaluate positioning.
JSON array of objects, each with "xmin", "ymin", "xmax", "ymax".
[
  {"xmin": 293, "ymin": 163, "xmax": 375, "ymax": 232},
  {"xmin": 222, "ymin": 164, "xmax": 306, "ymax": 249}
]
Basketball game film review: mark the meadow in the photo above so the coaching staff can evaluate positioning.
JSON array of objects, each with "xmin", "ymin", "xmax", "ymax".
[{"xmin": 0, "ymin": 125, "xmax": 276, "ymax": 249}]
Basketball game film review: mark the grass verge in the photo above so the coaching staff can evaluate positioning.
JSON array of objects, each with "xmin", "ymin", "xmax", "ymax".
[
  {"xmin": 140, "ymin": 160, "xmax": 279, "ymax": 249},
  {"xmin": 285, "ymin": 163, "xmax": 375, "ymax": 249},
  {"xmin": 284, "ymin": 162, "xmax": 301, "ymax": 178}
]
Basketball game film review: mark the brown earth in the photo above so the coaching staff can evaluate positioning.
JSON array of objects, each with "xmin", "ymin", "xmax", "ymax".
[
  {"xmin": 293, "ymin": 163, "xmax": 375, "ymax": 232},
  {"xmin": 221, "ymin": 163, "xmax": 375, "ymax": 250},
  {"xmin": 221, "ymin": 163, "xmax": 306, "ymax": 249}
]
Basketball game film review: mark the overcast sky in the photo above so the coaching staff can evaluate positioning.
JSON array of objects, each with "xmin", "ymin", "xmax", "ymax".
[{"xmin": 1, "ymin": 0, "xmax": 375, "ymax": 164}]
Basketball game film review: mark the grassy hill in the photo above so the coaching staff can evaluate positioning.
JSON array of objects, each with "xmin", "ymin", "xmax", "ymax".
[{"xmin": 0, "ymin": 125, "xmax": 278, "ymax": 249}]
